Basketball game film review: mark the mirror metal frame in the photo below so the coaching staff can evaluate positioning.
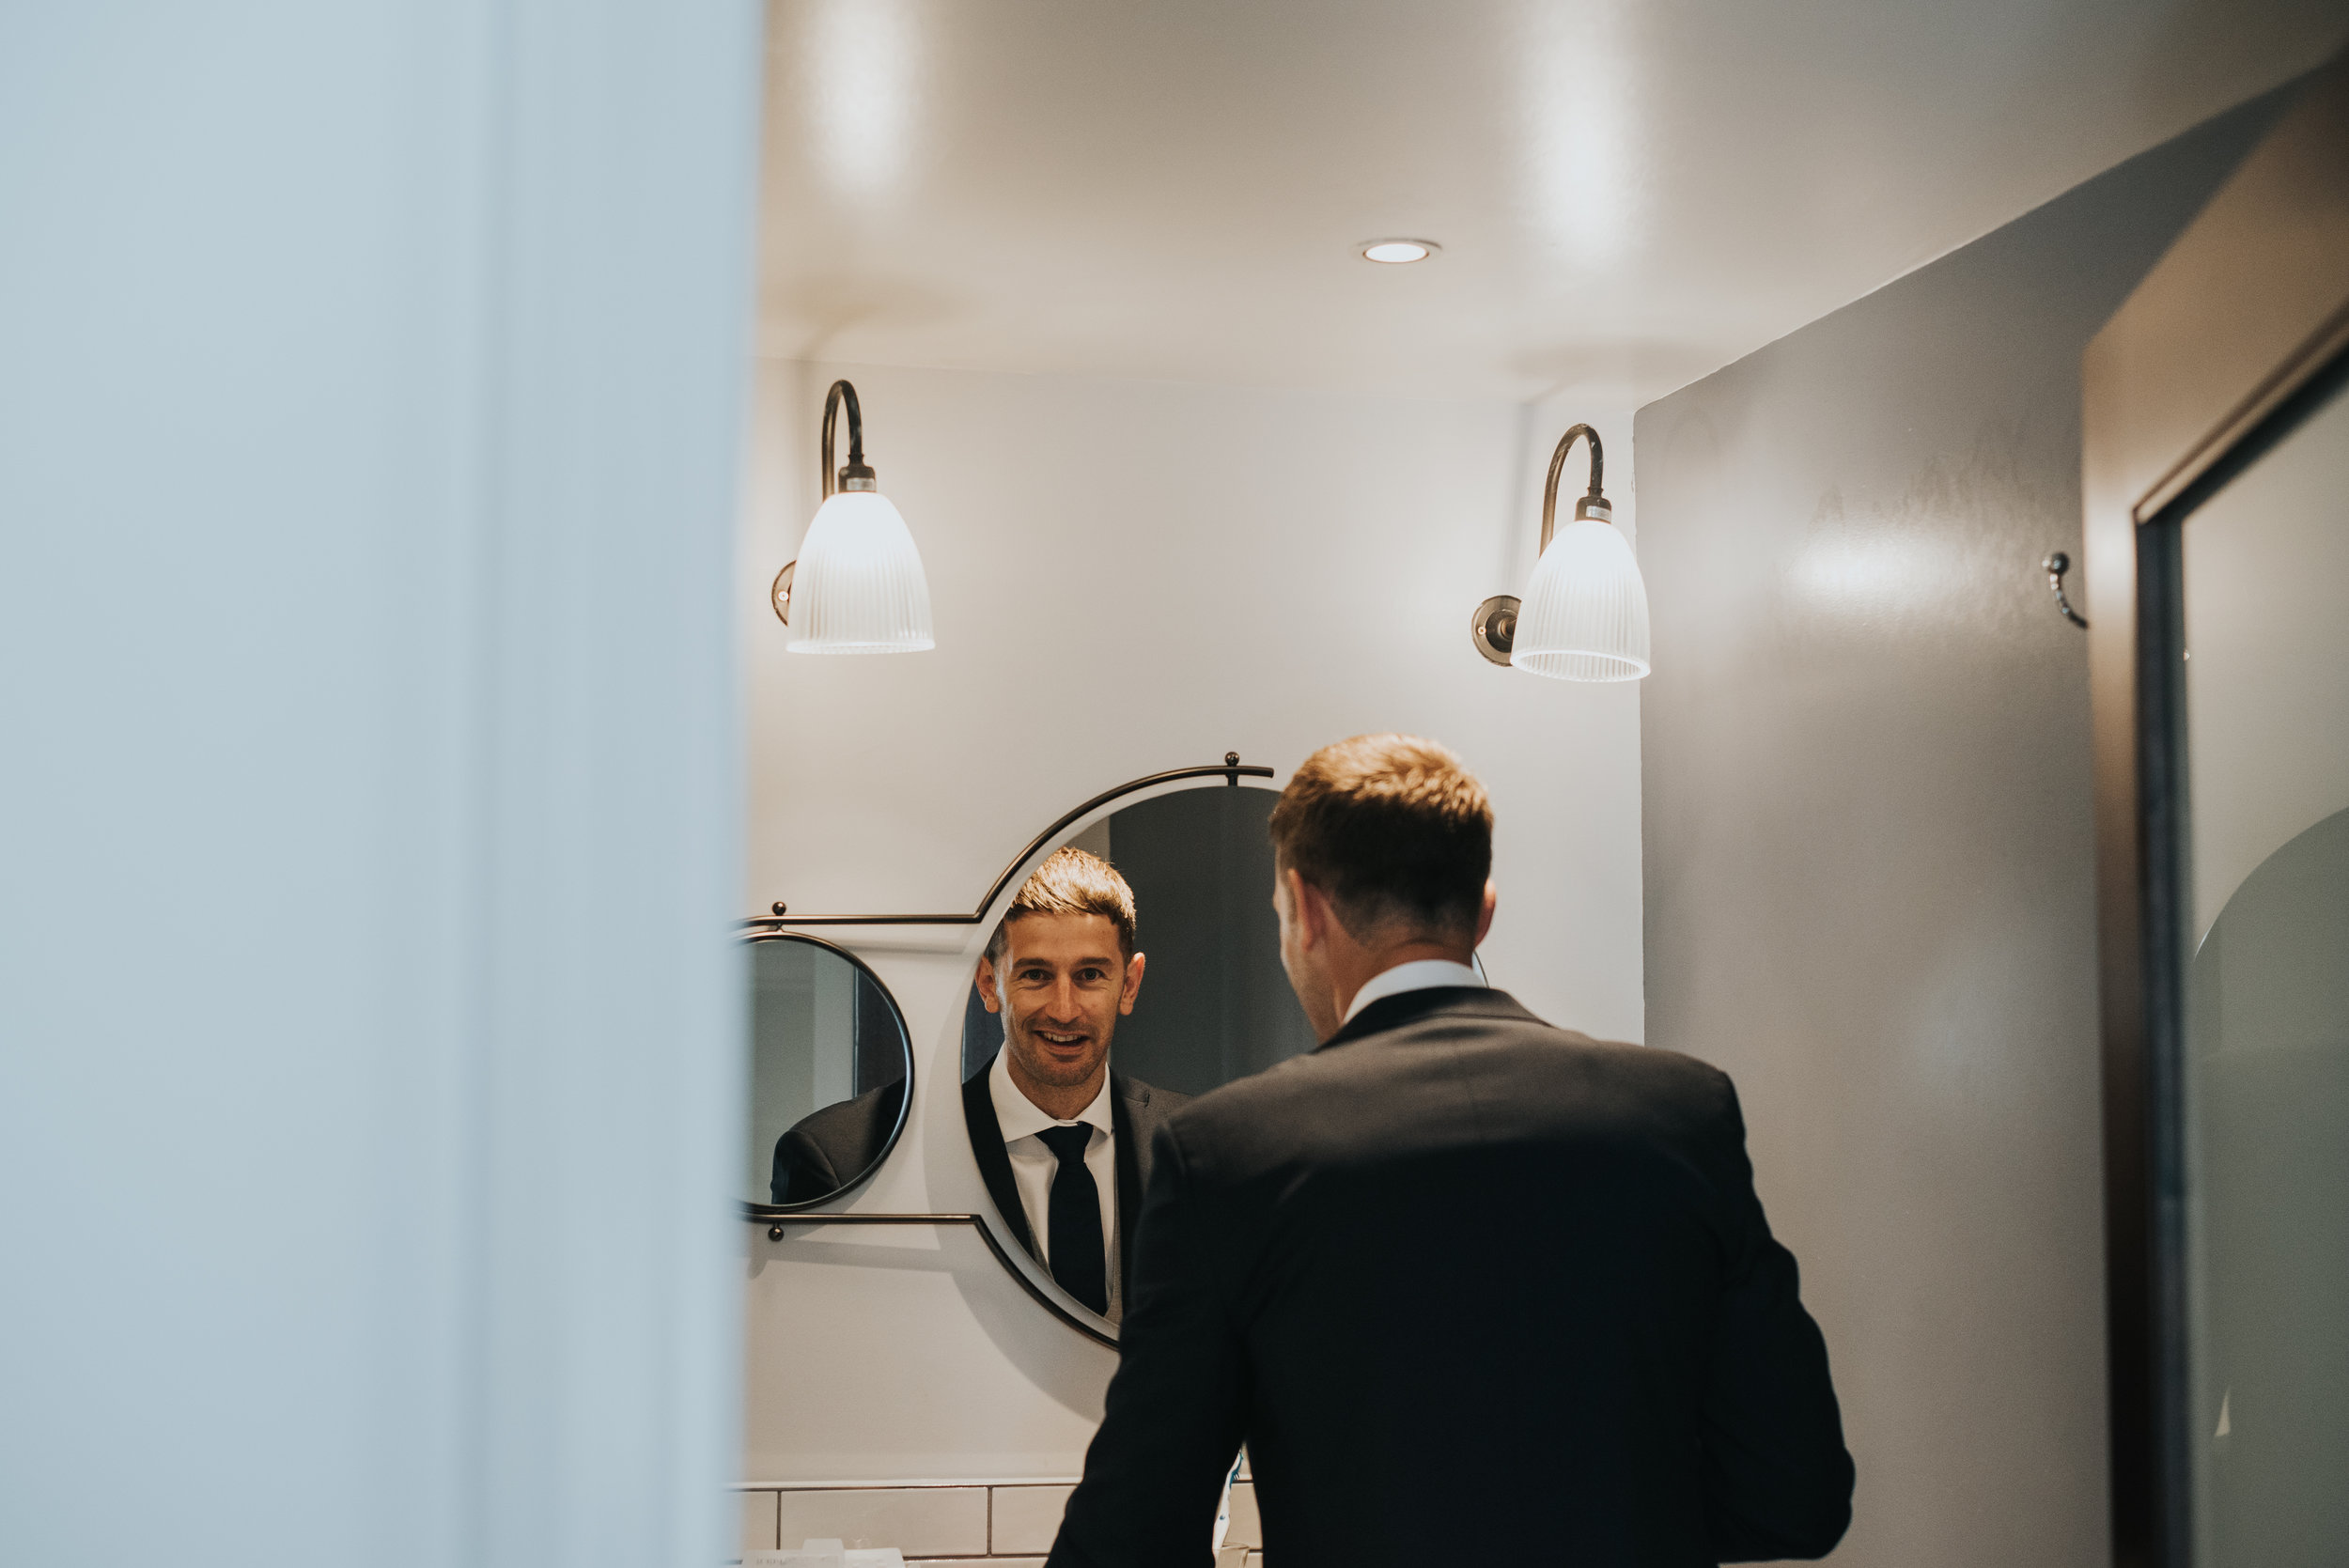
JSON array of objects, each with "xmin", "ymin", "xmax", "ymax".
[
  {"xmin": 752, "ymin": 1211, "xmax": 1119, "ymax": 1348},
  {"xmin": 746, "ymin": 755, "xmax": 1274, "ymax": 926},
  {"xmin": 739, "ymin": 929, "xmax": 917, "ymax": 1217}
]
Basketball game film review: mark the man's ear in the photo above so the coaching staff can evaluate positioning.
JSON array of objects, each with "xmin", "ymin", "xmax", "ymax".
[
  {"xmin": 1117, "ymin": 951, "xmax": 1145, "ymax": 1016},
  {"xmin": 1287, "ymin": 867, "xmax": 1331, "ymax": 953},
  {"xmin": 973, "ymin": 955, "xmax": 1003, "ymax": 1015},
  {"xmin": 1474, "ymin": 878, "xmax": 1498, "ymax": 948}
]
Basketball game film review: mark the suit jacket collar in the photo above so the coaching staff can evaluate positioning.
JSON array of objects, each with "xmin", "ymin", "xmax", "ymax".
[
  {"xmin": 1315, "ymin": 986, "xmax": 1541, "ymax": 1053},
  {"xmin": 1341, "ymin": 957, "xmax": 1488, "ymax": 1026},
  {"xmin": 964, "ymin": 1053, "xmax": 1158, "ymax": 1300},
  {"xmin": 989, "ymin": 1044, "xmax": 1116, "ymax": 1142}
]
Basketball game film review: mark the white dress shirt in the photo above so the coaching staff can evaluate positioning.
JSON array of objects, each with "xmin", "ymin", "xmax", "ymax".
[
  {"xmin": 1340, "ymin": 956, "xmax": 1488, "ymax": 1026},
  {"xmin": 989, "ymin": 1048, "xmax": 1123, "ymax": 1321}
]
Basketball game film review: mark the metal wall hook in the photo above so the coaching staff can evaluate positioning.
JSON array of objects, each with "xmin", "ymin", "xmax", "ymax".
[{"xmin": 2045, "ymin": 551, "xmax": 2090, "ymax": 629}]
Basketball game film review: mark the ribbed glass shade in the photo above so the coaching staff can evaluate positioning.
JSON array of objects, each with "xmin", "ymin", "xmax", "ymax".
[
  {"xmin": 786, "ymin": 491, "xmax": 935, "ymax": 654},
  {"xmin": 1511, "ymin": 517, "xmax": 1651, "ymax": 681}
]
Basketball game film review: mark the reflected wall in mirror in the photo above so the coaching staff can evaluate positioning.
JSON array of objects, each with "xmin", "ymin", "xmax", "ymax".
[
  {"xmin": 2185, "ymin": 804, "xmax": 2349, "ymax": 1561},
  {"xmin": 2176, "ymin": 366, "xmax": 2349, "ymax": 1560},
  {"xmin": 959, "ymin": 784, "xmax": 1315, "ymax": 1325},
  {"xmin": 744, "ymin": 933, "xmax": 913, "ymax": 1211}
]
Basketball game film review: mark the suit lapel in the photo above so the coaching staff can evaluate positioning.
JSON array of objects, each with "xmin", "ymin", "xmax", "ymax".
[
  {"xmin": 1109, "ymin": 1073, "xmax": 1146, "ymax": 1305},
  {"xmin": 961, "ymin": 1060, "xmax": 1036, "ymax": 1257}
]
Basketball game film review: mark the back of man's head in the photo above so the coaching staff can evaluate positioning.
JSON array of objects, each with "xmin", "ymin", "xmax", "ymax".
[{"xmin": 1268, "ymin": 734, "xmax": 1493, "ymax": 943}]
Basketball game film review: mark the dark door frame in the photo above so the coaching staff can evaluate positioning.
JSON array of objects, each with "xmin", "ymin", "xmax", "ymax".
[{"xmin": 2082, "ymin": 46, "xmax": 2349, "ymax": 1568}]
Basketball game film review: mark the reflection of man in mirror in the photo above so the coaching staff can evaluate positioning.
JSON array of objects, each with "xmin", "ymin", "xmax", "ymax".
[
  {"xmin": 965, "ymin": 847, "xmax": 1188, "ymax": 1324},
  {"xmin": 770, "ymin": 1074, "xmax": 905, "ymax": 1207},
  {"xmin": 1050, "ymin": 735, "xmax": 1853, "ymax": 1567}
]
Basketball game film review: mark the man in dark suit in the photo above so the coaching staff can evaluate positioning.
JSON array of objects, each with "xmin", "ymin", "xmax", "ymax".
[
  {"xmin": 770, "ymin": 1077, "xmax": 907, "ymax": 1205},
  {"xmin": 1050, "ymin": 735, "xmax": 1853, "ymax": 1567},
  {"xmin": 964, "ymin": 846, "xmax": 1188, "ymax": 1322}
]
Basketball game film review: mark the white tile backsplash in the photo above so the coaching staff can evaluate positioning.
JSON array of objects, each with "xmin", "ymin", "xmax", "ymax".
[
  {"xmin": 988, "ymin": 1485, "xmax": 1074, "ymax": 1554},
  {"xmin": 773, "ymin": 1488, "xmax": 988, "ymax": 1558},
  {"xmin": 741, "ymin": 1491, "xmax": 780, "ymax": 1554},
  {"xmin": 736, "ymin": 1478, "xmax": 1245, "ymax": 1564},
  {"xmin": 1222, "ymin": 1483, "xmax": 1261, "ymax": 1550}
]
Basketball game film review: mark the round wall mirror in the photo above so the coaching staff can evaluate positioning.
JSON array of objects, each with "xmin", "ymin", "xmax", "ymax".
[
  {"xmin": 743, "ymin": 932, "xmax": 913, "ymax": 1212},
  {"xmin": 958, "ymin": 782, "xmax": 1315, "ymax": 1326}
]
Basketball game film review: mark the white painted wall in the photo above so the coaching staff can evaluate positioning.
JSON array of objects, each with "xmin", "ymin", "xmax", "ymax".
[
  {"xmin": 739, "ymin": 361, "xmax": 1644, "ymax": 1481},
  {"xmin": 1, "ymin": 7, "xmax": 760, "ymax": 1565}
]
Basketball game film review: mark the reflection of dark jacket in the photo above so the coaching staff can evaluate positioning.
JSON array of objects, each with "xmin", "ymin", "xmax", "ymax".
[
  {"xmin": 1050, "ymin": 988, "xmax": 1853, "ymax": 1568},
  {"xmin": 770, "ymin": 1078, "xmax": 908, "ymax": 1205},
  {"xmin": 961, "ymin": 1056, "xmax": 1188, "ymax": 1306}
]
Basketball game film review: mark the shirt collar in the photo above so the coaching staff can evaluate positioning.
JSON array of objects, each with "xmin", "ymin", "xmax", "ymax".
[
  {"xmin": 989, "ymin": 1043, "xmax": 1114, "ymax": 1144},
  {"xmin": 1340, "ymin": 957, "xmax": 1487, "ymax": 1026}
]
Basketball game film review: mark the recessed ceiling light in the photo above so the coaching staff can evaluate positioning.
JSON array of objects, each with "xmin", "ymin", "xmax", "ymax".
[{"xmin": 1361, "ymin": 239, "xmax": 1439, "ymax": 264}]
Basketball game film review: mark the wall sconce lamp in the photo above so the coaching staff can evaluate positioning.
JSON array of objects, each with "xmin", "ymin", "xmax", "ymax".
[
  {"xmin": 1470, "ymin": 423, "xmax": 1650, "ymax": 680},
  {"xmin": 772, "ymin": 380, "xmax": 934, "ymax": 653}
]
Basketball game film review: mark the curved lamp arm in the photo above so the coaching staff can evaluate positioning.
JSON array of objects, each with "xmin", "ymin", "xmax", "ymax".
[
  {"xmin": 819, "ymin": 379, "xmax": 874, "ymax": 497},
  {"xmin": 1538, "ymin": 423, "xmax": 1609, "ymax": 552},
  {"xmin": 1470, "ymin": 419, "xmax": 1615, "ymax": 666},
  {"xmin": 778, "ymin": 380, "xmax": 879, "ymax": 625}
]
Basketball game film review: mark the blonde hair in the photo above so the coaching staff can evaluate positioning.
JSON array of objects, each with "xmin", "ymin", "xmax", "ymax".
[
  {"xmin": 985, "ymin": 846, "xmax": 1138, "ymax": 964},
  {"xmin": 1268, "ymin": 733, "xmax": 1493, "ymax": 939}
]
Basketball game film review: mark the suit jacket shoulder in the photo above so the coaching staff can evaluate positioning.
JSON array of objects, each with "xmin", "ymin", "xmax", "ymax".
[
  {"xmin": 770, "ymin": 1077, "xmax": 907, "ymax": 1205},
  {"xmin": 1163, "ymin": 988, "xmax": 1739, "ymax": 1189},
  {"xmin": 1111, "ymin": 1070, "xmax": 1190, "ymax": 1173}
]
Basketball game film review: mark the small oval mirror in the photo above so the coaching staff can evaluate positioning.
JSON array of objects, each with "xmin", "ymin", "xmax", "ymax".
[{"xmin": 744, "ymin": 932, "xmax": 912, "ymax": 1211}]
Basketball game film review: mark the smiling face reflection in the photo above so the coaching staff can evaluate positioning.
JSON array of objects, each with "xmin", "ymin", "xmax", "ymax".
[{"xmin": 977, "ymin": 912, "xmax": 1146, "ymax": 1119}]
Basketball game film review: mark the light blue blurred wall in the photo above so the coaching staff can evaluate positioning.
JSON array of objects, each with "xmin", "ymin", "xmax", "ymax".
[{"xmin": 0, "ymin": 5, "xmax": 761, "ymax": 1564}]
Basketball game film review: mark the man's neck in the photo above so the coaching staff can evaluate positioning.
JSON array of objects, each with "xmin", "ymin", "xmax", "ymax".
[
  {"xmin": 1328, "ymin": 939, "xmax": 1476, "ymax": 1032},
  {"xmin": 1006, "ymin": 1052, "xmax": 1107, "ymax": 1122}
]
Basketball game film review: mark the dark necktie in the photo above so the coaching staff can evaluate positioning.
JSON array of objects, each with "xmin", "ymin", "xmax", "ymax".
[{"xmin": 1036, "ymin": 1124, "xmax": 1108, "ymax": 1314}]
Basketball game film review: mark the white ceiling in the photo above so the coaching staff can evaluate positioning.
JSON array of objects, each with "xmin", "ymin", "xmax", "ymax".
[{"xmin": 755, "ymin": 0, "xmax": 2345, "ymax": 405}]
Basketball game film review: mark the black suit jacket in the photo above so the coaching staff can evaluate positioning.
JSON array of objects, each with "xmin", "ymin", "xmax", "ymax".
[
  {"xmin": 962, "ymin": 1055, "xmax": 1189, "ymax": 1309},
  {"xmin": 1049, "ymin": 988, "xmax": 1853, "ymax": 1568},
  {"xmin": 770, "ymin": 1078, "xmax": 908, "ymax": 1205}
]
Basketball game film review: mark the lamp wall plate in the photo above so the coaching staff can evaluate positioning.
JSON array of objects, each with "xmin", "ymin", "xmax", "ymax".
[{"xmin": 1472, "ymin": 595, "xmax": 1521, "ymax": 664}]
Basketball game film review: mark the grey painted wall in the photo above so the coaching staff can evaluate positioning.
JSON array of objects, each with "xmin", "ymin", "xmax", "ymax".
[{"xmin": 1632, "ymin": 90, "xmax": 2292, "ymax": 1567}]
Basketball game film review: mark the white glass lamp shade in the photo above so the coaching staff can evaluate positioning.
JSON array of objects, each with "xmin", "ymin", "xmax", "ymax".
[
  {"xmin": 786, "ymin": 490, "xmax": 935, "ymax": 654},
  {"xmin": 1511, "ymin": 517, "xmax": 1651, "ymax": 681}
]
